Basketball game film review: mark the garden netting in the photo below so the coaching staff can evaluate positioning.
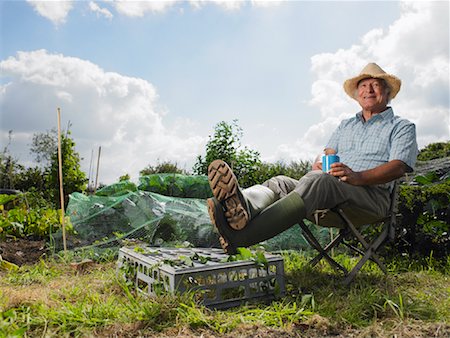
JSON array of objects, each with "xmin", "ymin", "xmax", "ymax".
[{"xmin": 56, "ymin": 174, "xmax": 331, "ymax": 254}]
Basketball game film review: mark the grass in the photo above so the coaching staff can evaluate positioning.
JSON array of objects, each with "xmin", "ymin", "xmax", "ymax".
[{"xmin": 0, "ymin": 250, "xmax": 449, "ymax": 337}]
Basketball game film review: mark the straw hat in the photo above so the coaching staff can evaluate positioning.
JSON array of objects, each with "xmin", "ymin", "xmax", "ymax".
[{"xmin": 343, "ymin": 63, "xmax": 401, "ymax": 100}]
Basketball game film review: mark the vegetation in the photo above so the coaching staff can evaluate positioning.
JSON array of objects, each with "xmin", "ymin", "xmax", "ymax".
[
  {"xmin": 0, "ymin": 122, "xmax": 449, "ymax": 337},
  {"xmin": 193, "ymin": 120, "xmax": 311, "ymax": 188},
  {"xmin": 256, "ymin": 160, "xmax": 311, "ymax": 183},
  {"xmin": 0, "ymin": 192, "xmax": 71, "ymax": 241},
  {"xmin": 0, "ymin": 129, "xmax": 86, "ymax": 208},
  {"xmin": 417, "ymin": 141, "xmax": 450, "ymax": 161},
  {"xmin": 394, "ymin": 172, "xmax": 450, "ymax": 259},
  {"xmin": 0, "ymin": 251, "xmax": 448, "ymax": 337},
  {"xmin": 45, "ymin": 131, "xmax": 87, "ymax": 207},
  {"xmin": 140, "ymin": 160, "xmax": 186, "ymax": 176},
  {"xmin": 193, "ymin": 120, "xmax": 262, "ymax": 187},
  {"xmin": 1, "ymin": 130, "xmax": 45, "ymax": 192}
]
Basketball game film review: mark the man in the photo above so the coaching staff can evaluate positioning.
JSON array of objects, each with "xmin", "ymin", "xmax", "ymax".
[{"xmin": 207, "ymin": 63, "xmax": 418, "ymax": 255}]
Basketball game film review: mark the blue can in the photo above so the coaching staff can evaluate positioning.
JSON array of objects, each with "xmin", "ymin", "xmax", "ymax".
[{"xmin": 322, "ymin": 154, "xmax": 340, "ymax": 172}]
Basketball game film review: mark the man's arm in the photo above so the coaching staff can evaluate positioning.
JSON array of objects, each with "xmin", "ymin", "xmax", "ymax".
[{"xmin": 329, "ymin": 159, "xmax": 407, "ymax": 186}]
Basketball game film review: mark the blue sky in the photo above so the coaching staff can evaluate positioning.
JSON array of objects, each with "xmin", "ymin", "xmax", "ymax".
[{"xmin": 1, "ymin": 1, "xmax": 449, "ymax": 184}]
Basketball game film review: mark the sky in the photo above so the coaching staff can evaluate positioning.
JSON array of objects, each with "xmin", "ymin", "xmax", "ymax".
[{"xmin": 0, "ymin": 0, "xmax": 449, "ymax": 185}]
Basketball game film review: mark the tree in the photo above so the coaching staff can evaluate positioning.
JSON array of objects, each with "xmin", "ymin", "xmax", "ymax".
[
  {"xmin": 45, "ymin": 130, "xmax": 87, "ymax": 207},
  {"xmin": 0, "ymin": 130, "xmax": 24, "ymax": 190},
  {"xmin": 14, "ymin": 166, "xmax": 46, "ymax": 193},
  {"xmin": 30, "ymin": 128, "xmax": 58, "ymax": 166},
  {"xmin": 193, "ymin": 120, "xmax": 262, "ymax": 187},
  {"xmin": 140, "ymin": 160, "xmax": 185, "ymax": 176},
  {"xmin": 0, "ymin": 131, "xmax": 47, "ymax": 193}
]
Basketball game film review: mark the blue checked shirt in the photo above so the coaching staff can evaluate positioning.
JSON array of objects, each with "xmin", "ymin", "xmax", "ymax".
[{"xmin": 326, "ymin": 107, "xmax": 418, "ymax": 187}]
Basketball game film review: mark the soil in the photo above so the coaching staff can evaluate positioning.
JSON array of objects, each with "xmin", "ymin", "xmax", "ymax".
[
  {"xmin": 0, "ymin": 238, "xmax": 48, "ymax": 266},
  {"xmin": 1, "ymin": 240, "xmax": 449, "ymax": 337}
]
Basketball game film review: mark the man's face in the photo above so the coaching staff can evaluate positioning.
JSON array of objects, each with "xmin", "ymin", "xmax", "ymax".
[{"xmin": 356, "ymin": 78, "xmax": 389, "ymax": 112}]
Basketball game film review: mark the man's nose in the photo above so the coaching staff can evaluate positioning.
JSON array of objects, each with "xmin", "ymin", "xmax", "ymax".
[{"xmin": 368, "ymin": 84, "xmax": 375, "ymax": 92}]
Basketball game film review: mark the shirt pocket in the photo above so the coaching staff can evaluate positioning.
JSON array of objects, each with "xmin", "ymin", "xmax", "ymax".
[
  {"xmin": 339, "ymin": 132, "xmax": 355, "ymax": 152},
  {"xmin": 364, "ymin": 130, "xmax": 390, "ymax": 159}
]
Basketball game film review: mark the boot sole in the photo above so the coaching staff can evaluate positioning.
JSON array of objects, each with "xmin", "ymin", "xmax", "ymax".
[
  {"xmin": 207, "ymin": 160, "xmax": 249, "ymax": 230},
  {"xmin": 207, "ymin": 198, "xmax": 237, "ymax": 255}
]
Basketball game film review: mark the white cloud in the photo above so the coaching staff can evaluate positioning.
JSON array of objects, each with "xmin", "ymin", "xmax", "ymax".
[
  {"xmin": 188, "ymin": 1, "xmax": 234, "ymax": 11},
  {"xmin": 26, "ymin": 0, "xmax": 280, "ymax": 23},
  {"xmin": 113, "ymin": 0, "xmax": 178, "ymax": 16},
  {"xmin": 89, "ymin": 1, "xmax": 113, "ymax": 19},
  {"xmin": 251, "ymin": 0, "xmax": 282, "ymax": 8},
  {"xmin": 0, "ymin": 50, "xmax": 206, "ymax": 183},
  {"xmin": 112, "ymin": 0, "xmax": 274, "ymax": 16},
  {"xmin": 189, "ymin": 0, "xmax": 273, "ymax": 11},
  {"xmin": 26, "ymin": 0, "xmax": 74, "ymax": 25},
  {"xmin": 278, "ymin": 0, "xmax": 449, "ymax": 161}
]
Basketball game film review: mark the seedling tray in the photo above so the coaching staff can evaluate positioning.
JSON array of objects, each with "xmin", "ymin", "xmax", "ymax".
[{"xmin": 117, "ymin": 245, "xmax": 285, "ymax": 309}]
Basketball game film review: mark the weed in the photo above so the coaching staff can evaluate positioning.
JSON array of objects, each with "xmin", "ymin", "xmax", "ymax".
[
  {"xmin": 0, "ymin": 250, "xmax": 448, "ymax": 337},
  {"xmin": 5, "ymin": 260, "xmax": 60, "ymax": 285}
]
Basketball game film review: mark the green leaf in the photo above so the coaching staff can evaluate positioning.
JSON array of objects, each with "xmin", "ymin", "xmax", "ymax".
[
  {"xmin": 236, "ymin": 247, "xmax": 253, "ymax": 260},
  {"xmin": 0, "ymin": 194, "xmax": 19, "ymax": 206},
  {"xmin": 179, "ymin": 255, "xmax": 194, "ymax": 267}
]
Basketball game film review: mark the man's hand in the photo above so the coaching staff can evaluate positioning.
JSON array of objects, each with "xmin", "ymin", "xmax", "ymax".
[
  {"xmin": 329, "ymin": 162, "xmax": 363, "ymax": 185},
  {"xmin": 311, "ymin": 149, "xmax": 337, "ymax": 171},
  {"xmin": 312, "ymin": 161, "xmax": 322, "ymax": 171},
  {"xmin": 328, "ymin": 160, "xmax": 407, "ymax": 186}
]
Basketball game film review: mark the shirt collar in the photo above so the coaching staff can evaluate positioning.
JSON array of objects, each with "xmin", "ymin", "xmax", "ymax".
[{"xmin": 356, "ymin": 107, "xmax": 393, "ymax": 122}]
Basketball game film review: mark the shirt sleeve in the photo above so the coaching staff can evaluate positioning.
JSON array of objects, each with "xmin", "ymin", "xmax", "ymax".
[{"xmin": 389, "ymin": 120, "xmax": 418, "ymax": 172}]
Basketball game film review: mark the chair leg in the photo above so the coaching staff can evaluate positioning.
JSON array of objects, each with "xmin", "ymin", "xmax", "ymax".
[
  {"xmin": 342, "ymin": 238, "xmax": 388, "ymax": 285},
  {"xmin": 343, "ymin": 248, "xmax": 373, "ymax": 285},
  {"xmin": 336, "ymin": 208, "xmax": 389, "ymax": 280},
  {"xmin": 299, "ymin": 222, "xmax": 348, "ymax": 274},
  {"xmin": 310, "ymin": 230, "xmax": 346, "ymax": 266},
  {"xmin": 343, "ymin": 239, "xmax": 385, "ymax": 268}
]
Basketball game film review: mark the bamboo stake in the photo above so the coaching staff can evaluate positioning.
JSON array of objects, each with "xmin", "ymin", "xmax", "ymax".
[
  {"xmin": 87, "ymin": 149, "xmax": 94, "ymax": 193},
  {"xmin": 93, "ymin": 146, "xmax": 101, "ymax": 194},
  {"xmin": 57, "ymin": 108, "xmax": 67, "ymax": 253}
]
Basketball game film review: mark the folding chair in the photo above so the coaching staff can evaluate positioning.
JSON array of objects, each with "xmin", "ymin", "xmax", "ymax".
[{"xmin": 298, "ymin": 181, "xmax": 399, "ymax": 285}]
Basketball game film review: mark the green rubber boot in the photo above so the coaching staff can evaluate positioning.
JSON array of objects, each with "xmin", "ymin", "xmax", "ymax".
[
  {"xmin": 207, "ymin": 191, "xmax": 305, "ymax": 254},
  {"xmin": 208, "ymin": 159, "xmax": 277, "ymax": 230}
]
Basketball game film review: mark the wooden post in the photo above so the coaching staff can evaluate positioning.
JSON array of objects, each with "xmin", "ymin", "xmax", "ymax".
[
  {"xmin": 87, "ymin": 149, "xmax": 94, "ymax": 193},
  {"xmin": 57, "ymin": 108, "xmax": 67, "ymax": 253},
  {"xmin": 93, "ymin": 146, "xmax": 101, "ymax": 194}
]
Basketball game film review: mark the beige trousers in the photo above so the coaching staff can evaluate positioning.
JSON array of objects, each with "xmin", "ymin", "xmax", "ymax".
[{"xmin": 261, "ymin": 170, "xmax": 391, "ymax": 226}]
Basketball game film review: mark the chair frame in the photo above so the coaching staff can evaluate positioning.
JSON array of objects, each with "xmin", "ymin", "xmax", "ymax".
[{"xmin": 298, "ymin": 181, "xmax": 398, "ymax": 285}]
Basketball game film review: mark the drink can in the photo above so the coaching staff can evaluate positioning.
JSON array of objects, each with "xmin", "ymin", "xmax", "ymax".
[{"xmin": 322, "ymin": 154, "xmax": 340, "ymax": 172}]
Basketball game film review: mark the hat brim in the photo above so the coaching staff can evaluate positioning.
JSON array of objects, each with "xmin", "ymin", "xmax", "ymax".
[{"xmin": 343, "ymin": 73, "xmax": 401, "ymax": 101}]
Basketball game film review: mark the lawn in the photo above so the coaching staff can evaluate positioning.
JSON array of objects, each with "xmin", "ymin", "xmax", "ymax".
[{"xmin": 1, "ymin": 250, "xmax": 449, "ymax": 337}]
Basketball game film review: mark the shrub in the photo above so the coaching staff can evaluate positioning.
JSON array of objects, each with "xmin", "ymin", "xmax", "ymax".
[
  {"xmin": 393, "ymin": 175, "xmax": 450, "ymax": 259},
  {"xmin": 193, "ymin": 120, "xmax": 262, "ymax": 188},
  {"xmin": 140, "ymin": 161, "xmax": 186, "ymax": 176},
  {"xmin": 255, "ymin": 160, "xmax": 311, "ymax": 184},
  {"xmin": 0, "ymin": 192, "xmax": 71, "ymax": 240},
  {"xmin": 417, "ymin": 141, "xmax": 450, "ymax": 161}
]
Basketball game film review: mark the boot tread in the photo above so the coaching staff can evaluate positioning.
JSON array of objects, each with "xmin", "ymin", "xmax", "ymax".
[
  {"xmin": 208, "ymin": 160, "xmax": 248, "ymax": 230},
  {"xmin": 208, "ymin": 161, "xmax": 237, "ymax": 200}
]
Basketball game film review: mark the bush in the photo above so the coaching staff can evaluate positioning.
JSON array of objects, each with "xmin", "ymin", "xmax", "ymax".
[
  {"xmin": 0, "ymin": 192, "xmax": 71, "ymax": 240},
  {"xmin": 255, "ymin": 160, "xmax": 311, "ymax": 184},
  {"xmin": 417, "ymin": 141, "xmax": 450, "ymax": 161},
  {"xmin": 140, "ymin": 161, "xmax": 186, "ymax": 176},
  {"xmin": 193, "ymin": 120, "xmax": 262, "ymax": 188},
  {"xmin": 393, "ymin": 175, "xmax": 450, "ymax": 259}
]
